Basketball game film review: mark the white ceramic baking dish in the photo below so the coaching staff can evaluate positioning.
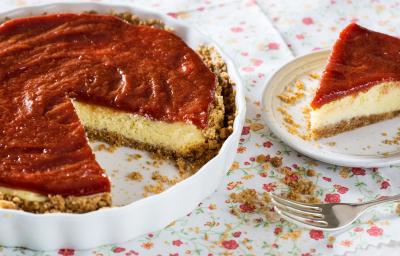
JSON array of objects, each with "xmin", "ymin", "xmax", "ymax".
[{"xmin": 0, "ymin": 2, "xmax": 246, "ymax": 250}]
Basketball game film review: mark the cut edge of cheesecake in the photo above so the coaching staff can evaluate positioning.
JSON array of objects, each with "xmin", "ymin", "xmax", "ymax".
[
  {"xmin": 73, "ymin": 44, "xmax": 234, "ymax": 173},
  {"xmin": 311, "ymin": 81, "xmax": 400, "ymax": 139}
]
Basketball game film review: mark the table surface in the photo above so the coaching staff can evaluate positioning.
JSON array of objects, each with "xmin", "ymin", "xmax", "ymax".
[{"xmin": 1, "ymin": 0, "xmax": 400, "ymax": 255}]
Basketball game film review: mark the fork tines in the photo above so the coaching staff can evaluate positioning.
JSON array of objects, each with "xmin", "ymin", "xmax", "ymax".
[{"xmin": 270, "ymin": 193, "xmax": 329, "ymax": 229}]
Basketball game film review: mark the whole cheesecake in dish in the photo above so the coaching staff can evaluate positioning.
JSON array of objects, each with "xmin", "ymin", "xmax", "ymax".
[
  {"xmin": 0, "ymin": 13, "xmax": 235, "ymax": 213},
  {"xmin": 310, "ymin": 23, "xmax": 400, "ymax": 139}
]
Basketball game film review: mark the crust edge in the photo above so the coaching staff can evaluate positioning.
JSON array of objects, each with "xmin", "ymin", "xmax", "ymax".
[
  {"xmin": 312, "ymin": 110, "xmax": 400, "ymax": 139},
  {"xmin": 0, "ymin": 192, "xmax": 111, "ymax": 214}
]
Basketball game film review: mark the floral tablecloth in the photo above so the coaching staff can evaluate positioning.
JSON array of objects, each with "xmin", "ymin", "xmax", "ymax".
[{"xmin": 1, "ymin": 0, "xmax": 400, "ymax": 255}]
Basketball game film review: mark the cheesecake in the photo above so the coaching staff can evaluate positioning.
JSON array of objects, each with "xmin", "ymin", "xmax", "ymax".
[
  {"xmin": 310, "ymin": 23, "xmax": 400, "ymax": 139},
  {"xmin": 0, "ymin": 13, "xmax": 235, "ymax": 213}
]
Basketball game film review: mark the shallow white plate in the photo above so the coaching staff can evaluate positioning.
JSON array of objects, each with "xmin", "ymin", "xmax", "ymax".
[
  {"xmin": 0, "ymin": 2, "xmax": 246, "ymax": 250},
  {"xmin": 262, "ymin": 50, "xmax": 400, "ymax": 168}
]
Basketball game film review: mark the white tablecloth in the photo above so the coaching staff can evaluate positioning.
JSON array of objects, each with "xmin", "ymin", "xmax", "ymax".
[{"xmin": 1, "ymin": 0, "xmax": 400, "ymax": 255}]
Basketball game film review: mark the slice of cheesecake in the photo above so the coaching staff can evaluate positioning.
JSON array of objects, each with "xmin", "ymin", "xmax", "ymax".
[
  {"xmin": 310, "ymin": 23, "xmax": 400, "ymax": 139},
  {"xmin": 0, "ymin": 13, "xmax": 235, "ymax": 213}
]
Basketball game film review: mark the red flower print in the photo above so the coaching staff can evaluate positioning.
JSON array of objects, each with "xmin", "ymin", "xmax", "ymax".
[
  {"xmin": 167, "ymin": 12, "xmax": 178, "ymax": 19},
  {"xmin": 112, "ymin": 247, "xmax": 125, "ymax": 253},
  {"xmin": 241, "ymin": 126, "xmax": 250, "ymax": 135},
  {"xmin": 58, "ymin": 249, "xmax": 75, "ymax": 256},
  {"xmin": 242, "ymin": 66, "xmax": 255, "ymax": 72},
  {"xmin": 240, "ymin": 203, "xmax": 256, "ymax": 213},
  {"xmin": 232, "ymin": 231, "xmax": 242, "ymax": 238},
  {"xmin": 231, "ymin": 27, "xmax": 244, "ymax": 33},
  {"xmin": 284, "ymin": 173, "xmax": 299, "ymax": 183},
  {"xmin": 222, "ymin": 240, "xmax": 239, "ymax": 250},
  {"xmin": 350, "ymin": 18, "xmax": 359, "ymax": 23},
  {"xmin": 296, "ymin": 34, "xmax": 305, "ymax": 40},
  {"xmin": 169, "ymin": 253, "xmax": 179, "ymax": 256},
  {"xmin": 324, "ymin": 193, "xmax": 340, "ymax": 203},
  {"xmin": 381, "ymin": 181, "xmax": 390, "ymax": 189},
  {"xmin": 263, "ymin": 182, "xmax": 277, "ymax": 192},
  {"xmin": 267, "ymin": 42, "xmax": 280, "ymax": 50},
  {"xmin": 245, "ymin": 0, "xmax": 257, "ymax": 6},
  {"xmin": 302, "ymin": 17, "xmax": 314, "ymax": 25},
  {"xmin": 334, "ymin": 184, "xmax": 349, "ymax": 194},
  {"xmin": 274, "ymin": 227, "xmax": 282, "ymax": 235},
  {"xmin": 251, "ymin": 58, "xmax": 263, "ymax": 66},
  {"xmin": 367, "ymin": 226, "xmax": 383, "ymax": 237},
  {"xmin": 259, "ymin": 172, "xmax": 268, "ymax": 177},
  {"xmin": 322, "ymin": 177, "xmax": 332, "ymax": 182},
  {"xmin": 309, "ymin": 229, "xmax": 324, "ymax": 240},
  {"xmin": 263, "ymin": 141, "xmax": 273, "ymax": 148},
  {"xmin": 351, "ymin": 168, "xmax": 366, "ymax": 176},
  {"xmin": 302, "ymin": 253, "xmax": 311, "ymax": 256},
  {"xmin": 353, "ymin": 227, "xmax": 363, "ymax": 232},
  {"xmin": 172, "ymin": 240, "xmax": 183, "ymax": 247},
  {"xmin": 227, "ymin": 181, "xmax": 242, "ymax": 190}
]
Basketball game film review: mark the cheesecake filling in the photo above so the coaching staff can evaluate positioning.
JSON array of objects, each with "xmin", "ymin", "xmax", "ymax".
[
  {"xmin": 0, "ymin": 186, "xmax": 48, "ymax": 202},
  {"xmin": 311, "ymin": 81, "xmax": 400, "ymax": 130},
  {"xmin": 73, "ymin": 101, "xmax": 206, "ymax": 154}
]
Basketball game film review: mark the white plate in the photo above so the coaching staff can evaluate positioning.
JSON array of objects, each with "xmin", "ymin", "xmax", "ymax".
[
  {"xmin": 262, "ymin": 50, "xmax": 400, "ymax": 168},
  {"xmin": 0, "ymin": 2, "xmax": 246, "ymax": 250}
]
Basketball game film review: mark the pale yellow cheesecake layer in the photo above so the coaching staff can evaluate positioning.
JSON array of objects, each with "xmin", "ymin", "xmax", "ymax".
[
  {"xmin": 72, "ymin": 101, "xmax": 206, "ymax": 155},
  {"xmin": 311, "ymin": 81, "xmax": 400, "ymax": 131},
  {"xmin": 0, "ymin": 186, "xmax": 47, "ymax": 202}
]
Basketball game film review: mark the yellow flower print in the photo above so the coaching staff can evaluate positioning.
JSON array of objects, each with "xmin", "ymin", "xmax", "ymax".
[
  {"xmin": 281, "ymin": 230, "xmax": 302, "ymax": 240},
  {"xmin": 250, "ymin": 123, "xmax": 264, "ymax": 131},
  {"xmin": 340, "ymin": 240, "xmax": 352, "ymax": 247},
  {"xmin": 230, "ymin": 161, "xmax": 240, "ymax": 170},
  {"xmin": 141, "ymin": 242, "xmax": 154, "ymax": 250},
  {"xmin": 241, "ymin": 174, "xmax": 254, "ymax": 180},
  {"xmin": 237, "ymin": 146, "xmax": 247, "ymax": 153},
  {"xmin": 340, "ymin": 167, "xmax": 350, "ymax": 178}
]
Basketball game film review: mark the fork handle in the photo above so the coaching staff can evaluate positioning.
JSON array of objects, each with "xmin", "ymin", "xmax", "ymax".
[{"xmin": 357, "ymin": 194, "xmax": 400, "ymax": 211}]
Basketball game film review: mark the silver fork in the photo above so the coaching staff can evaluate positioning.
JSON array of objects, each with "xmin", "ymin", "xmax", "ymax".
[{"xmin": 270, "ymin": 193, "xmax": 400, "ymax": 231}]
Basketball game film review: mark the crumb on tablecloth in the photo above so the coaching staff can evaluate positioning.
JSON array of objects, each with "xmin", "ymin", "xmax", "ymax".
[
  {"xmin": 228, "ymin": 155, "xmax": 319, "ymax": 221},
  {"xmin": 382, "ymin": 128, "xmax": 400, "ymax": 145},
  {"xmin": 127, "ymin": 171, "xmax": 143, "ymax": 182},
  {"xmin": 270, "ymin": 156, "xmax": 283, "ymax": 167}
]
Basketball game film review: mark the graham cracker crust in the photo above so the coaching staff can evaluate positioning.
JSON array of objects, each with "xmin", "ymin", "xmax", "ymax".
[
  {"xmin": 313, "ymin": 110, "xmax": 400, "ymax": 139},
  {"xmin": 0, "ymin": 192, "xmax": 111, "ymax": 214}
]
